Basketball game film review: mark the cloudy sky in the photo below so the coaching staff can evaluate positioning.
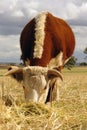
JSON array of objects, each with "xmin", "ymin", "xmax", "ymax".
[{"xmin": 0, "ymin": 0, "xmax": 87, "ymax": 63}]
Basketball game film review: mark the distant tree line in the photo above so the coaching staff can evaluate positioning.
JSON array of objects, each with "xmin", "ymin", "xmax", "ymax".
[
  {"xmin": 65, "ymin": 47, "xmax": 87, "ymax": 69},
  {"xmin": 64, "ymin": 56, "xmax": 77, "ymax": 69},
  {"xmin": 80, "ymin": 47, "xmax": 87, "ymax": 66},
  {"xmin": 84, "ymin": 47, "xmax": 87, "ymax": 59},
  {"xmin": 80, "ymin": 62, "xmax": 87, "ymax": 66}
]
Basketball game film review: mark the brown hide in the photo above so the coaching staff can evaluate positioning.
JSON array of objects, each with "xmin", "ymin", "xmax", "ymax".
[{"xmin": 20, "ymin": 12, "xmax": 75, "ymax": 68}]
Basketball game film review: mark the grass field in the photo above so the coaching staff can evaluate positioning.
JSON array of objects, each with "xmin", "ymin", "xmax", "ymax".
[{"xmin": 0, "ymin": 66, "xmax": 87, "ymax": 130}]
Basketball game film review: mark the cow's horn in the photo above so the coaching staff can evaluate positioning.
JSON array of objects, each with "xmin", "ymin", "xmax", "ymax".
[
  {"xmin": 4, "ymin": 66, "xmax": 23, "ymax": 76},
  {"xmin": 47, "ymin": 69, "xmax": 63, "ymax": 81}
]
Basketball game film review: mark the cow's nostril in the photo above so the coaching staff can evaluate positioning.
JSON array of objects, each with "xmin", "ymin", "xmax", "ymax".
[{"xmin": 23, "ymin": 86, "xmax": 25, "ymax": 89}]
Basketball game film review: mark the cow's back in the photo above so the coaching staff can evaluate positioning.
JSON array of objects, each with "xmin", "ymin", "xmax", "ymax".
[
  {"xmin": 20, "ymin": 12, "xmax": 75, "ymax": 67},
  {"xmin": 56, "ymin": 17, "xmax": 75, "ymax": 59},
  {"xmin": 45, "ymin": 13, "xmax": 75, "ymax": 62}
]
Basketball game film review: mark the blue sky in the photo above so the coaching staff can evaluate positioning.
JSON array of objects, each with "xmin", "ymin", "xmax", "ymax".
[{"xmin": 0, "ymin": 0, "xmax": 87, "ymax": 63}]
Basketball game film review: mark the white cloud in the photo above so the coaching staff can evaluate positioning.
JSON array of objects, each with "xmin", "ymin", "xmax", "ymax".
[
  {"xmin": 66, "ymin": 3, "xmax": 79, "ymax": 19},
  {"xmin": 72, "ymin": 26, "xmax": 87, "ymax": 51},
  {"xmin": 15, "ymin": 0, "xmax": 39, "ymax": 18},
  {"xmin": 0, "ymin": 0, "xmax": 87, "ymax": 32},
  {"xmin": 0, "ymin": 35, "xmax": 21, "ymax": 62},
  {"xmin": 79, "ymin": 3, "xmax": 87, "ymax": 19}
]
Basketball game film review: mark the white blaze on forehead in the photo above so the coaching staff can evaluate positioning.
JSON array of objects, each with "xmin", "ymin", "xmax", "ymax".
[
  {"xmin": 33, "ymin": 11, "xmax": 48, "ymax": 59},
  {"xmin": 23, "ymin": 66, "xmax": 48, "ymax": 75}
]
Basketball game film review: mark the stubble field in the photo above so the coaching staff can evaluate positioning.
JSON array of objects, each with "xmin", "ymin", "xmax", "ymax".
[{"xmin": 0, "ymin": 66, "xmax": 87, "ymax": 130}]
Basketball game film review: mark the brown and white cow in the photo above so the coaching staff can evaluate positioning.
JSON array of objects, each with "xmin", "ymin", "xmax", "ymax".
[
  {"xmin": 20, "ymin": 11, "xmax": 75, "ymax": 70},
  {"xmin": 4, "ymin": 11, "xmax": 75, "ymax": 103},
  {"xmin": 4, "ymin": 66, "xmax": 63, "ymax": 103}
]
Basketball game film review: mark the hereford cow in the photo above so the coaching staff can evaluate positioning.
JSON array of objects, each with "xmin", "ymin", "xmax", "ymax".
[
  {"xmin": 20, "ymin": 11, "xmax": 75, "ymax": 70},
  {"xmin": 4, "ymin": 11, "xmax": 75, "ymax": 103},
  {"xmin": 4, "ymin": 66, "xmax": 63, "ymax": 103}
]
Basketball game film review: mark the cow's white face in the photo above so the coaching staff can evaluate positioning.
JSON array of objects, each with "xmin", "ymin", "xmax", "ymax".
[
  {"xmin": 4, "ymin": 66, "xmax": 63, "ymax": 103},
  {"xmin": 22, "ymin": 67, "xmax": 48, "ymax": 102}
]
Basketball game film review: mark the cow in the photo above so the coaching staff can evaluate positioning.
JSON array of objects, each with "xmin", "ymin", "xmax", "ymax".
[
  {"xmin": 20, "ymin": 11, "xmax": 75, "ymax": 71},
  {"xmin": 4, "ymin": 11, "xmax": 75, "ymax": 103},
  {"xmin": 4, "ymin": 66, "xmax": 63, "ymax": 103}
]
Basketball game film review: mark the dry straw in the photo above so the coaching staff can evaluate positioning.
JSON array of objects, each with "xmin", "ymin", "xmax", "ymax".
[{"xmin": 0, "ymin": 67, "xmax": 87, "ymax": 129}]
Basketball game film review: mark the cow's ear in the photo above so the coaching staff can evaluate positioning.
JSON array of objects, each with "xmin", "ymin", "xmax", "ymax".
[
  {"xmin": 47, "ymin": 69, "xmax": 63, "ymax": 81},
  {"xmin": 4, "ymin": 66, "xmax": 23, "ymax": 82}
]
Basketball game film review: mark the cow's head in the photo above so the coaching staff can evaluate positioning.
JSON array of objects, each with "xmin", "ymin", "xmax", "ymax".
[{"xmin": 4, "ymin": 66, "xmax": 63, "ymax": 103}]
